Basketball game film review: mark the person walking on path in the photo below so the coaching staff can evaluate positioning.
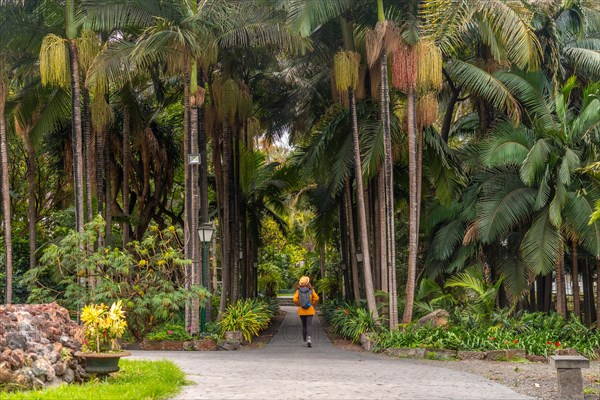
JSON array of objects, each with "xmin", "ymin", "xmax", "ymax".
[{"xmin": 293, "ymin": 276, "xmax": 319, "ymax": 347}]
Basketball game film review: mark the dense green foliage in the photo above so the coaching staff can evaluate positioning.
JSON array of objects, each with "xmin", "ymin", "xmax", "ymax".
[
  {"xmin": 0, "ymin": 360, "xmax": 186, "ymax": 399},
  {"xmin": 218, "ymin": 298, "xmax": 279, "ymax": 342},
  {"xmin": 22, "ymin": 217, "xmax": 209, "ymax": 341}
]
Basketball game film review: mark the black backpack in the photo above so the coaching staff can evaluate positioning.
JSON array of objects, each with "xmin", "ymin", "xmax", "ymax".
[{"xmin": 299, "ymin": 288, "xmax": 312, "ymax": 309}]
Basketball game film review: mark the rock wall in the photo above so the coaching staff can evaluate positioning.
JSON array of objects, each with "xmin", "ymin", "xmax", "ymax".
[{"xmin": 0, "ymin": 303, "xmax": 86, "ymax": 390}]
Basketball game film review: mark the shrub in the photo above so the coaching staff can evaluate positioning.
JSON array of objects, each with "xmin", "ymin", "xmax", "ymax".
[
  {"xmin": 321, "ymin": 301, "xmax": 384, "ymax": 343},
  {"xmin": 23, "ymin": 216, "xmax": 210, "ymax": 342},
  {"xmin": 218, "ymin": 298, "xmax": 276, "ymax": 342},
  {"xmin": 146, "ymin": 324, "xmax": 192, "ymax": 341}
]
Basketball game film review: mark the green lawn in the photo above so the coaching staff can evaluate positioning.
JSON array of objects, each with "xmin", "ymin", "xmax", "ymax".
[{"xmin": 0, "ymin": 359, "xmax": 187, "ymax": 400}]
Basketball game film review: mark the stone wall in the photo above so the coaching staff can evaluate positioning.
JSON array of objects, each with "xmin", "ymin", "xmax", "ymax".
[{"xmin": 0, "ymin": 303, "xmax": 86, "ymax": 390}]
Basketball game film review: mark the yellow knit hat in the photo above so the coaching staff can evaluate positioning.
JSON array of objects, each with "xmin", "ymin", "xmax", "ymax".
[{"xmin": 299, "ymin": 276, "xmax": 310, "ymax": 286}]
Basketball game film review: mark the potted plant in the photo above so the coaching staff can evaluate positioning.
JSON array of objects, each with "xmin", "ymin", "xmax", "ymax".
[{"xmin": 74, "ymin": 300, "xmax": 131, "ymax": 377}]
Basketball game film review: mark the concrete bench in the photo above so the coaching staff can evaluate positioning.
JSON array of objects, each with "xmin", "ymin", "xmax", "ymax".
[{"xmin": 549, "ymin": 355, "xmax": 590, "ymax": 400}]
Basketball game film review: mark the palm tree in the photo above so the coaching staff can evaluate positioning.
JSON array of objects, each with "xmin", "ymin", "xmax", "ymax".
[{"xmin": 0, "ymin": 67, "xmax": 12, "ymax": 305}]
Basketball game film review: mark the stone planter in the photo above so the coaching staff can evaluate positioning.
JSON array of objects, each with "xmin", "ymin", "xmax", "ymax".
[
  {"xmin": 359, "ymin": 332, "xmax": 376, "ymax": 351},
  {"xmin": 425, "ymin": 348, "xmax": 457, "ymax": 360},
  {"xmin": 140, "ymin": 338, "xmax": 218, "ymax": 351},
  {"xmin": 384, "ymin": 347, "xmax": 426, "ymax": 359},
  {"xmin": 457, "ymin": 350, "xmax": 486, "ymax": 360},
  {"xmin": 74, "ymin": 351, "xmax": 131, "ymax": 377},
  {"xmin": 224, "ymin": 330, "xmax": 243, "ymax": 342}
]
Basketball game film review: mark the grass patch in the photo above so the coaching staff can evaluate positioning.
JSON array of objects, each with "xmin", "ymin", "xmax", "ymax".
[{"xmin": 0, "ymin": 359, "xmax": 187, "ymax": 400}]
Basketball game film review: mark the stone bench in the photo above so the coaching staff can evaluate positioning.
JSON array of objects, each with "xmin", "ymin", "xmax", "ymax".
[{"xmin": 549, "ymin": 355, "xmax": 589, "ymax": 400}]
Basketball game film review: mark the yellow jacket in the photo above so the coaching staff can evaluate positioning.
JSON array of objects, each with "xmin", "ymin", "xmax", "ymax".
[{"xmin": 293, "ymin": 287, "xmax": 319, "ymax": 316}]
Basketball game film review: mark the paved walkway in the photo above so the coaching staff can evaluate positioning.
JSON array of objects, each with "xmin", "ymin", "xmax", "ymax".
[{"xmin": 131, "ymin": 306, "xmax": 532, "ymax": 399}]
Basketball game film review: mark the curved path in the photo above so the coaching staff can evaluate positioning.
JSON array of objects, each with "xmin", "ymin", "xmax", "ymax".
[{"xmin": 131, "ymin": 306, "xmax": 532, "ymax": 399}]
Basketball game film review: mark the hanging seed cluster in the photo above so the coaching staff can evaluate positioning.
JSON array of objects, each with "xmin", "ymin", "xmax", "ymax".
[
  {"xmin": 391, "ymin": 42, "xmax": 417, "ymax": 91},
  {"xmin": 333, "ymin": 50, "xmax": 361, "ymax": 94},
  {"xmin": 416, "ymin": 40, "xmax": 442, "ymax": 93},
  {"xmin": 78, "ymin": 30, "xmax": 102, "ymax": 72},
  {"xmin": 40, "ymin": 34, "xmax": 70, "ymax": 88},
  {"xmin": 416, "ymin": 92, "xmax": 439, "ymax": 128}
]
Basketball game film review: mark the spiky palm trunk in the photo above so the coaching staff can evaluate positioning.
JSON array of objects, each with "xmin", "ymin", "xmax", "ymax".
[
  {"xmin": 189, "ymin": 88, "xmax": 200, "ymax": 334},
  {"xmin": 104, "ymin": 130, "xmax": 112, "ymax": 242},
  {"xmin": 83, "ymin": 88, "xmax": 93, "ymax": 224},
  {"xmin": 122, "ymin": 105, "xmax": 131, "ymax": 247},
  {"xmin": 0, "ymin": 76, "xmax": 12, "ymax": 304},
  {"xmin": 403, "ymin": 86, "xmax": 418, "ymax": 324},
  {"xmin": 25, "ymin": 132, "xmax": 36, "ymax": 272},
  {"xmin": 350, "ymin": 87, "xmax": 379, "ymax": 320}
]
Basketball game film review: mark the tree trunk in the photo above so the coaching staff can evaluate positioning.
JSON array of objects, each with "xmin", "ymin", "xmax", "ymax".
[
  {"xmin": 338, "ymin": 196, "xmax": 351, "ymax": 300},
  {"xmin": 544, "ymin": 273, "xmax": 552, "ymax": 313},
  {"xmin": 189, "ymin": 90, "xmax": 200, "ymax": 334},
  {"xmin": 0, "ymin": 77, "xmax": 12, "ymax": 304},
  {"xmin": 218, "ymin": 121, "xmax": 233, "ymax": 316},
  {"xmin": 571, "ymin": 241, "xmax": 580, "ymax": 319},
  {"xmin": 349, "ymin": 88, "xmax": 379, "ymax": 321},
  {"xmin": 596, "ymin": 258, "xmax": 600, "ymax": 329},
  {"xmin": 122, "ymin": 105, "xmax": 131, "ymax": 247},
  {"xmin": 377, "ymin": 170, "xmax": 387, "ymax": 294},
  {"xmin": 82, "ymin": 88, "xmax": 93, "ymax": 224},
  {"xmin": 104, "ymin": 131, "xmax": 112, "ymax": 242},
  {"xmin": 556, "ymin": 243, "xmax": 567, "ymax": 317},
  {"xmin": 345, "ymin": 178, "xmax": 361, "ymax": 303},
  {"xmin": 380, "ymin": 52, "xmax": 397, "ymax": 328},
  {"xmin": 25, "ymin": 131, "xmax": 36, "ymax": 272},
  {"xmin": 198, "ymin": 90, "xmax": 211, "ymax": 319},
  {"xmin": 441, "ymin": 86, "xmax": 460, "ymax": 143},
  {"xmin": 582, "ymin": 257, "xmax": 592, "ymax": 326},
  {"xmin": 403, "ymin": 86, "xmax": 418, "ymax": 324},
  {"xmin": 96, "ymin": 121, "xmax": 105, "ymax": 247},
  {"xmin": 68, "ymin": 40, "xmax": 85, "ymax": 238}
]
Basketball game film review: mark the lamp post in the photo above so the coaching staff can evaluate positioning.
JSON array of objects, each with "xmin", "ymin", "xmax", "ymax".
[
  {"xmin": 198, "ymin": 222, "xmax": 214, "ymax": 333},
  {"xmin": 356, "ymin": 251, "xmax": 363, "ymax": 263}
]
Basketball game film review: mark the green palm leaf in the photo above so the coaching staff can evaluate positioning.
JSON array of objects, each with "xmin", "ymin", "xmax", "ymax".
[
  {"xmin": 445, "ymin": 59, "xmax": 520, "ymax": 123},
  {"xmin": 563, "ymin": 46, "xmax": 600, "ymax": 80},
  {"xmin": 564, "ymin": 191, "xmax": 600, "ymax": 257},
  {"xmin": 479, "ymin": 122, "xmax": 531, "ymax": 168},
  {"xmin": 520, "ymin": 207, "xmax": 561, "ymax": 276},
  {"xmin": 477, "ymin": 169, "xmax": 537, "ymax": 243},
  {"xmin": 520, "ymin": 138, "xmax": 551, "ymax": 186}
]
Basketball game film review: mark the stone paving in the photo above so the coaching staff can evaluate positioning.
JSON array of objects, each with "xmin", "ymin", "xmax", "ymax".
[{"xmin": 131, "ymin": 306, "xmax": 532, "ymax": 399}]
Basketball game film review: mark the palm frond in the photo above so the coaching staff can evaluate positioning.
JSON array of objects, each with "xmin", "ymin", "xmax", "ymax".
[
  {"xmin": 564, "ymin": 46, "xmax": 600, "ymax": 80},
  {"xmin": 520, "ymin": 207, "xmax": 561, "ymax": 276},
  {"xmin": 479, "ymin": 122, "xmax": 532, "ymax": 168},
  {"xmin": 477, "ymin": 168, "xmax": 537, "ymax": 243},
  {"xmin": 445, "ymin": 59, "xmax": 520, "ymax": 124}
]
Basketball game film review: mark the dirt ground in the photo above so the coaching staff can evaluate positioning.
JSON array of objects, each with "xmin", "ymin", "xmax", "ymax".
[
  {"xmin": 324, "ymin": 325, "xmax": 600, "ymax": 400},
  {"xmin": 247, "ymin": 310, "xmax": 600, "ymax": 399}
]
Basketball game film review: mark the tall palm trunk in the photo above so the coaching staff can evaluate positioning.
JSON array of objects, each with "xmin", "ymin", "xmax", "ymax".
[
  {"xmin": 198, "ymin": 90, "xmax": 211, "ymax": 318},
  {"xmin": 218, "ymin": 120, "xmax": 233, "ymax": 316},
  {"xmin": 189, "ymin": 84, "xmax": 200, "ymax": 334},
  {"xmin": 68, "ymin": 40, "xmax": 85, "ymax": 238},
  {"xmin": 345, "ymin": 178, "xmax": 361, "ymax": 303},
  {"xmin": 349, "ymin": 87, "xmax": 379, "ymax": 320},
  {"xmin": 83, "ymin": 88, "xmax": 93, "ymax": 224},
  {"xmin": 96, "ymin": 121, "xmax": 105, "ymax": 247},
  {"xmin": 122, "ymin": 105, "xmax": 131, "ymax": 247},
  {"xmin": 377, "ymin": 170, "xmax": 388, "ymax": 294},
  {"xmin": 555, "ymin": 242, "xmax": 567, "ymax": 317},
  {"xmin": 403, "ymin": 86, "xmax": 418, "ymax": 324},
  {"xmin": 104, "ymin": 130, "xmax": 112, "ymax": 242},
  {"xmin": 25, "ymin": 132, "xmax": 36, "ymax": 271},
  {"xmin": 380, "ymin": 51, "xmax": 397, "ymax": 328},
  {"xmin": 0, "ymin": 76, "xmax": 12, "ymax": 304},
  {"xmin": 596, "ymin": 258, "xmax": 600, "ymax": 328},
  {"xmin": 571, "ymin": 241, "xmax": 580, "ymax": 319}
]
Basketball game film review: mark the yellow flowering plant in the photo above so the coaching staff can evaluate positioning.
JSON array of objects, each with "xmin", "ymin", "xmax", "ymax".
[{"xmin": 80, "ymin": 300, "xmax": 127, "ymax": 353}]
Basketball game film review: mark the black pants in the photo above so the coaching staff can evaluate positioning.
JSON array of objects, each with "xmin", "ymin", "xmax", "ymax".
[{"xmin": 300, "ymin": 315, "xmax": 313, "ymax": 341}]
